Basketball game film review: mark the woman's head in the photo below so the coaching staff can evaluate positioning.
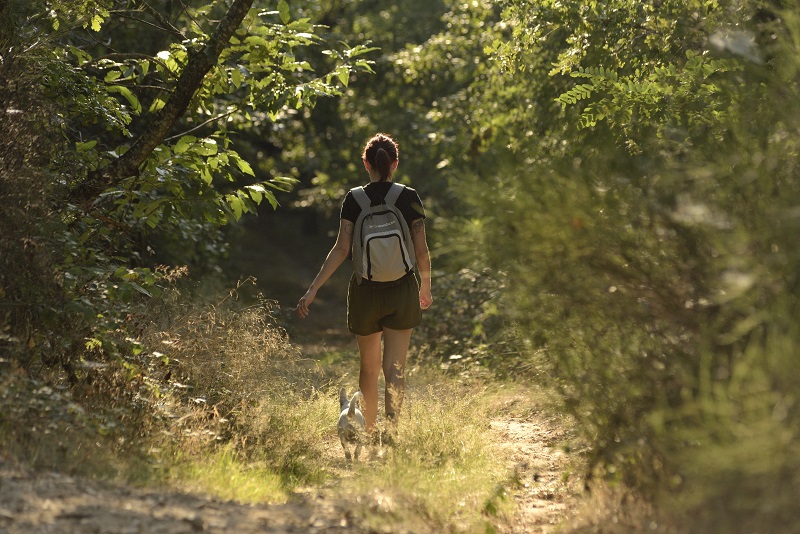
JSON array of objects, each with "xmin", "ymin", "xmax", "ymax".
[{"xmin": 362, "ymin": 133, "xmax": 399, "ymax": 182}]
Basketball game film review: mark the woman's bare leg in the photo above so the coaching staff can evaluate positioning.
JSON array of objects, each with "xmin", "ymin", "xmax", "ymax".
[
  {"xmin": 357, "ymin": 332, "xmax": 383, "ymax": 432},
  {"xmin": 382, "ymin": 327, "xmax": 412, "ymax": 423}
]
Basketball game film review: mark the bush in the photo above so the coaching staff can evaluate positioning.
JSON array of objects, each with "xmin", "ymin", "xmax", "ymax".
[
  {"xmin": 470, "ymin": 3, "xmax": 800, "ymax": 529},
  {"xmin": 132, "ymin": 289, "xmax": 335, "ymax": 490},
  {"xmin": 412, "ymin": 268, "xmax": 522, "ymax": 378}
]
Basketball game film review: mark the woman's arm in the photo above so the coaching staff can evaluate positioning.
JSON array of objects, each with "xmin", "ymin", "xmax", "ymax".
[
  {"xmin": 296, "ymin": 219, "xmax": 354, "ymax": 318},
  {"xmin": 410, "ymin": 218, "xmax": 433, "ymax": 309}
]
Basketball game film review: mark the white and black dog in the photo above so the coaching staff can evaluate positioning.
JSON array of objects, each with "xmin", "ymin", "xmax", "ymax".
[{"xmin": 338, "ymin": 388, "xmax": 366, "ymax": 462}]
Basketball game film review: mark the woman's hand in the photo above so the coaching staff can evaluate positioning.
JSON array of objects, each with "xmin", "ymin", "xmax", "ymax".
[
  {"xmin": 296, "ymin": 287, "xmax": 318, "ymax": 318},
  {"xmin": 419, "ymin": 286, "xmax": 433, "ymax": 310}
]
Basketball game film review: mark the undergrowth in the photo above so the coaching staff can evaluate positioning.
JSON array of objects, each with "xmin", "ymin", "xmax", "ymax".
[
  {"xmin": 345, "ymin": 375, "xmax": 517, "ymax": 533},
  {"xmin": 0, "ymin": 284, "xmax": 534, "ymax": 532}
]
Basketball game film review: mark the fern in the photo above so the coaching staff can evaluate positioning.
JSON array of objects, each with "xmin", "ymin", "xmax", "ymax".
[
  {"xmin": 557, "ymin": 54, "xmax": 741, "ymax": 132},
  {"xmin": 556, "ymin": 83, "xmax": 596, "ymax": 107}
]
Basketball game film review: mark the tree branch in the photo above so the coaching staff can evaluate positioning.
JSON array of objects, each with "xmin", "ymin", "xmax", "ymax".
[
  {"xmin": 135, "ymin": 0, "xmax": 186, "ymax": 38},
  {"xmin": 72, "ymin": 0, "xmax": 254, "ymax": 203},
  {"xmin": 164, "ymin": 110, "xmax": 237, "ymax": 142}
]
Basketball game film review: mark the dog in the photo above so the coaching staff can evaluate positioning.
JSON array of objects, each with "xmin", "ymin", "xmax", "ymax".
[{"xmin": 338, "ymin": 388, "xmax": 366, "ymax": 462}]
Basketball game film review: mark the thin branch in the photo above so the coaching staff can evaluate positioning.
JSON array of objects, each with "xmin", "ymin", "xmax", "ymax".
[
  {"xmin": 131, "ymin": 84, "xmax": 175, "ymax": 92},
  {"xmin": 88, "ymin": 52, "xmax": 155, "ymax": 62},
  {"xmin": 114, "ymin": 12, "xmax": 183, "ymax": 36},
  {"xmin": 83, "ymin": 53, "xmax": 179, "ymax": 82},
  {"xmin": 101, "ymin": 82, "xmax": 174, "ymax": 93},
  {"xmin": 176, "ymin": 0, "xmax": 206, "ymax": 36},
  {"xmin": 164, "ymin": 110, "xmax": 238, "ymax": 141},
  {"xmin": 135, "ymin": 0, "xmax": 186, "ymax": 38},
  {"xmin": 22, "ymin": 39, "xmax": 44, "ymax": 54}
]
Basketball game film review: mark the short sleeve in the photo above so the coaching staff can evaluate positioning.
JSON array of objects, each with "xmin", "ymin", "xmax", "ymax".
[
  {"xmin": 340, "ymin": 191, "xmax": 359, "ymax": 223},
  {"xmin": 405, "ymin": 188, "xmax": 426, "ymax": 222}
]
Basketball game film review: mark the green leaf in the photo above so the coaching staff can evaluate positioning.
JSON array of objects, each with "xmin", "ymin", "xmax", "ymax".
[
  {"xmin": 130, "ymin": 282, "xmax": 153, "ymax": 298},
  {"xmin": 246, "ymin": 184, "xmax": 265, "ymax": 203},
  {"xmin": 227, "ymin": 194, "xmax": 244, "ymax": 220},
  {"xmin": 107, "ymin": 85, "xmax": 142, "ymax": 114},
  {"xmin": 235, "ymin": 157, "xmax": 255, "ymax": 176},
  {"xmin": 146, "ymin": 211, "xmax": 159, "ymax": 228},
  {"xmin": 265, "ymin": 191, "xmax": 278, "ymax": 209},
  {"xmin": 345, "ymin": 45, "xmax": 380, "ymax": 59},
  {"xmin": 174, "ymin": 135, "xmax": 197, "ymax": 154},
  {"xmin": 149, "ymin": 97, "xmax": 166, "ymax": 113},
  {"xmin": 337, "ymin": 68, "xmax": 350, "ymax": 87},
  {"xmin": 245, "ymin": 35, "xmax": 269, "ymax": 48},
  {"xmin": 231, "ymin": 67, "xmax": 243, "ymax": 88},
  {"xmin": 269, "ymin": 176, "xmax": 298, "ymax": 192},
  {"xmin": 278, "ymin": 0, "xmax": 290, "ymax": 24},
  {"xmin": 91, "ymin": 14, "xmax": 103, "ymax": 32},
  {"xmin": 196, "ymin": 139, "xmax": 218, "ymax": 156},
  {"xmin": 76, "ymin": 140, "xmax": 97, "ymax": 152}
]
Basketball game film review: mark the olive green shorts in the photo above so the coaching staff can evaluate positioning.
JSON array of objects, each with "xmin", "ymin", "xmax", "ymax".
[{"xmin": 347, "ymin": 272, "xmax": 422, "ymax": 336}]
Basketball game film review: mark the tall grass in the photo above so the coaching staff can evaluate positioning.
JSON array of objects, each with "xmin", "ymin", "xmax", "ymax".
[
  {"xmin": 1, "ymin": 283, "xmax": 543, "ymax": 531},
  {"xmin": 131, "ymin": 292, "xmax": 337, "ymax": 497},
  {"xmin": 135, "ymin": 296, "xmax": 530, "ymax": 532},
  {"xmin": 162, "ymin": 444, "xmax": 287, "ymax": 504},
  {"xmin": 338, "ymin": 374, "xmax": 518, "ymax": 533}
]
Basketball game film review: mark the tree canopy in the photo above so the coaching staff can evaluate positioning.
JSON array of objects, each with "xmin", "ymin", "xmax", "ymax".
[{"xmin": 2, "ymin": 0, "xmax": 800, "ymax": 530}]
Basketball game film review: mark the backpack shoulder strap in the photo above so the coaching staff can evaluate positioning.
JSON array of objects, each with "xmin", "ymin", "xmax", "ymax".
[
  {"xmin": 350, "ymin": 186, "xmax": 371, "ymax": 210},
  {"xmin": 384, "ymin": 183, "xmax": 405, "ymax": 207}
]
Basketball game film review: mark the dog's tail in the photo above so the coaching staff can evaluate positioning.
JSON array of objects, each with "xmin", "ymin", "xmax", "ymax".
[{"xmin": 348, "ymin": 390, "xmax": 364, "ymax": 417}]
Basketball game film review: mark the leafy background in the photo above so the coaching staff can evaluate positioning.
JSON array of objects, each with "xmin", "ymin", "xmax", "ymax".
[{"xmin": 2, "ymin": 0, "xmax": 800, "ymax": 531}]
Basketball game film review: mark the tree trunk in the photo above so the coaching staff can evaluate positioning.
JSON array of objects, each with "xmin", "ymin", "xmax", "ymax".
[{"xmin": 71, "ymin": 0, "xmax": 254, "ymax": 203}]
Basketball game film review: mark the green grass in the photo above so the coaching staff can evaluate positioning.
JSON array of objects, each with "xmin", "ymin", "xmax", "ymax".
[
  {"xmin": 146, "ymin": 364, "xmax": 523, "ymax": 531},
  {"xmin": 333, "ymin": 373, "xmax": 520, "ymax": 532},
  {"xmin": 1, "ymin": 298, "xmax": 540, "ymax": 532},
  {"xmin": 162, "ymin": 444, "xmax": 288, "ymax": 504}
]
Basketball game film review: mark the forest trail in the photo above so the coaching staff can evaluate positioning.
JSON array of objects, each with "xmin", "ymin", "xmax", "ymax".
[
  {"xmin": 0, "ymin": 405, "xmax": 575, "ymax": 533},
  {"xmin": 0, "ymin": 223, "xmax": 578, "ymax": 533},
  {"xmin": 0, "ymin": 316, "xmax": 576, "ymax": 534},
  {"xmin": 490, "ymin": 415, "xmax": 577, "ymax": 532}
]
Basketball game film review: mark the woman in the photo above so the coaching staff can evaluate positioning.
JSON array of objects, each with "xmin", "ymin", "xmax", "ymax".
[{"xmin": 296, "ymin": 133, "xmax": 433, "ymax": 437}]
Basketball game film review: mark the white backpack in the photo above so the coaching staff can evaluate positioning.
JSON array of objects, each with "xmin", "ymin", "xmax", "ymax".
[{"xmin": 351, "ymin": 183, "xmax": 416, "ymax": 283}]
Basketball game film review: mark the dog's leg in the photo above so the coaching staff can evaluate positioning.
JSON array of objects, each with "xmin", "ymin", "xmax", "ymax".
[{"xmin": 340, "ymin": 437, "xmax": 352, "ymax": 462}]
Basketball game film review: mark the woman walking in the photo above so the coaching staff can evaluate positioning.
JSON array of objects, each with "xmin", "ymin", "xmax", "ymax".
[{"xmin": 296, "ymin": 133, "xmax": 432, "ymax": 437}]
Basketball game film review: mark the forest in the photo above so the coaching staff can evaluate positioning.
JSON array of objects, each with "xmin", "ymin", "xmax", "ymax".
[{"xmin": 1, "ymin": 0, "xmax": 799, "ymax": 532}]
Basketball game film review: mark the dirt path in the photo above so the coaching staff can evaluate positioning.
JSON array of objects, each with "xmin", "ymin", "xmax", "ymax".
[
  {"xmin": 490, "ymin": 414, "xmax": 579, "ymax": 533},
  {"xmin": 0, "ymin": 458, "xmax": 367, "ymax": 534},
  {"xmin": 0, "ymin": 408, "xmax": 576, "ymax": 534},
  {"xmin": 0, "ymin": 280, "xmax": 577, "ymax": 532}
]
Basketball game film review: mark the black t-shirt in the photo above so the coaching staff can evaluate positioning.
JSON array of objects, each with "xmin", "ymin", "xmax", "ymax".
[{"xmin": 340, "ymin": 181, "xmax": 426, "ymax": 226}]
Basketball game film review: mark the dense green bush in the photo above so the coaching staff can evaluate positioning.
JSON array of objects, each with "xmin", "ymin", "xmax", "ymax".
[
  {"xmin": 463, "ymin": 1, "xmax": 800, "ymax": 528},
  {"xmin": 411, "ymin": 268, "xmax": 512, "ymax": 375}
]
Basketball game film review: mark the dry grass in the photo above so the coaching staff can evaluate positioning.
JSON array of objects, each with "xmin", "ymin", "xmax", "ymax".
[
  {"xmin": 132, "ymin": 296, "xmax": 337, "ymax": 497},
  {"xmin": 0, "ymin": 290, "xmax": 559, "ymax": 531},
  {"xmin": 142, "ymin": 298, "xmax": 527, "ymax": 530},
  {"xmin": 334, "ymin": 372, "xmax": 520, "ymax": 533}
]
